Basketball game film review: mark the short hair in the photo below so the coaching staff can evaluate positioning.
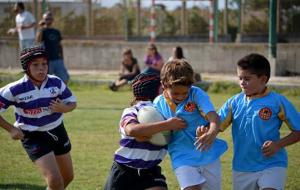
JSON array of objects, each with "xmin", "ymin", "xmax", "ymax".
[
  {"xmin": 161, "ymin": 59, "xmax": 194, "ymax": 88},
  {"xmin": 237, "ymin": 53, "xmax": 270, "ymax": 82},
  {"xmin": 123, "ymin": 48, "xmax": 132, "ymax": 56},
  {"xmin": 15, "ymin": 2, "xmax": 25, "ymax": 11}
]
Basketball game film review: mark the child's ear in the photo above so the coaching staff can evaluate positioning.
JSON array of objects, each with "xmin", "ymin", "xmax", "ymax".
[{"xmin": 260, "ymin": 75, "xmax": 268, "ymax": 84}]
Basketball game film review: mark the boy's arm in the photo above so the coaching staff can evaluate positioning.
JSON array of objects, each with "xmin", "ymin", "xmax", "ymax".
[
  {"xmin": 195, "ymin": 111, "xmax": 220, "ymax": 151},
  {"xmin": 125, "ymin": 117, "xmax": 186, "ymax": 138},
  {"xmin": 262, "ymin": 130, "xmax": 300, "ymax": 157},
  {"xmin": 50, "ymin": 99, "xmax": 76, "ymax": 113},
  {"xmin": 0, "ymin": 115, "xmax": 24, "ymax": 140}
]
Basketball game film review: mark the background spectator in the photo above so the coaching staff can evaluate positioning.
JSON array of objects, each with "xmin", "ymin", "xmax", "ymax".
[
  {"xmin": 7, "ymin": 2, "xmax": 36, "ymax": 50},
  {"xmin": 109, "ymin": 48, "xmax": 140, "ymax": 91},
  {"xmin": 36, "ymin": 11, "xmax": 70, "ymax": 84},
  {"xmin": 142, "ymin": 43, "xmax": 164, "ymax": 76}
]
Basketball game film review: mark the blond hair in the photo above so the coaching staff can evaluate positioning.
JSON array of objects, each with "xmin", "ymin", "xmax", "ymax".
[{"xmin": 161, "ymin": 59, "xmax": 194, "ymax": 88}]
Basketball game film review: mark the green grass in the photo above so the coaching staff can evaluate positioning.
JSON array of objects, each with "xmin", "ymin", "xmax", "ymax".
[{"xmin": 0, "ymin": 84, "xmax": 300, "ymax": 190}]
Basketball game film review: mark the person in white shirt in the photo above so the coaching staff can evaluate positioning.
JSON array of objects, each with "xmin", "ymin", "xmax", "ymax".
[{"xmin": 7, "ymin": 2, "xmax": 36, "ymax": 50}]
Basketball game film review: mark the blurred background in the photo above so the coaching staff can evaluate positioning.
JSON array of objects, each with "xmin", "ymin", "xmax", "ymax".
[{"xmin": 0, "ymin": 0, "xmax": 299, "ymax": 76}]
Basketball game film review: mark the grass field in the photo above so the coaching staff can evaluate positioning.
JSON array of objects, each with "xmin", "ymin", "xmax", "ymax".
[{"xmin": 0, "ymin": 82, "xmax": 300, "ymax": 190}]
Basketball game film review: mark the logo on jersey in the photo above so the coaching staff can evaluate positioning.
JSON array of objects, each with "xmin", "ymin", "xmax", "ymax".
[
  {"xmin": 259, "ymin": 107, "xmax": 272, "ymax": 120},
  {"xmin": 184, "ymin": 102, "xmax": 196, "ymax": 112},
  {"xmin": 19, "ymin": 95, "xmax": 33, "ymax": 101},
  {"xmin": 50, "ymin": 88, "xmax": 57, "ymax": 95},
  {"xmin": 24, "ymin": 108, "xmax": 43, "ymax": 115}
]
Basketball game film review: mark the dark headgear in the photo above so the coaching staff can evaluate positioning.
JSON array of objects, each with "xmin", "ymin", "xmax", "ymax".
[
  {"xmin": 20, "ymin": 45, "xmax": 48, "ymax": 72},
  {"xmin": 132, "ymin": 73, "xmax": 161, "ymax": 101}
]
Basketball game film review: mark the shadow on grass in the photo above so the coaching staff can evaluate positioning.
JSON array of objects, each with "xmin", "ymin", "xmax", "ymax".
[{"xmin": 0, "ymin": 183, "xmax": 45, "ymax": 190}]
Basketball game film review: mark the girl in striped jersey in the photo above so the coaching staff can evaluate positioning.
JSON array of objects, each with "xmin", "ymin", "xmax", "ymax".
[
  {"xmin": 104, "ymin": 73, "xmax": 186, "ymax": 190},
  {"xmin": 0, "ymin": 45, "xmax": 76, "ymax": 190}
]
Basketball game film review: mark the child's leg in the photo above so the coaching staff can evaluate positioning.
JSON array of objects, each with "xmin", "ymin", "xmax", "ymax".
[
  {"xmin": 174, "ymin": 166, "xmax": 205, "ymax": 190},
  {"xmin": 200, "ymin": 159, "xmax": 221, "ymax": 190},
  {"xmin": 257, "ymin": 167, "xmax": 286, "ymax": 190},
  {"xmin": 35, "ymin": 152, "xmax": 64, "ymax": 190},
  {"xmin": 55, "ymin": 152, "xmax": 74, "ymax": 188},
  {"xmin": 232, "ymin": 170, "xmax": 259, "ymax": 190}
]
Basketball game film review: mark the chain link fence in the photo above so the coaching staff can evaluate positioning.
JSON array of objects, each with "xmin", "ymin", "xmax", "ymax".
[{"xmin": 0, "ymin": 0, "xmax": 299, "ymax": 42}]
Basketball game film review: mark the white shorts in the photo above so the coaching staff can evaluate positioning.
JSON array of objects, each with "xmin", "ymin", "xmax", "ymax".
[
  {"xmin": 174, "ymin": 159, "xmax": 221, "ymax": 190},
  {"xmin": 233, "ymin": 167, "xmax": 286, "ymax": 190}
]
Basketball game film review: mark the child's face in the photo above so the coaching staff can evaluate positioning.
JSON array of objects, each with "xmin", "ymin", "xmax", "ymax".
[
  {"xmin": 165, "ymin": 85, "xmax": 190, "ymax": 104},
  {"xmin": 28, "ymin": 57, "xmax": 48, "ymax": 83},
  {"xmin": 237, "ymin": 68, "xmax": 267, "ymax": 96}
]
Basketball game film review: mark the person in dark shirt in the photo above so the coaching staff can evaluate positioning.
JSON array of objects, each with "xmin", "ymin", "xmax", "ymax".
[
  {"xmin": 36, "ymin": 11, "xmax": 70, "ymax": 84},
  {"xmin": 109, "ymin": 48, "xmax": 140, "ymax": 91}
]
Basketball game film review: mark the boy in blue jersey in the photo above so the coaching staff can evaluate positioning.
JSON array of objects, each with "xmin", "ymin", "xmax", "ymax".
[
  {"xmin": 154, "ymin": 59, "xmax": 227, "ymax": 190},
  {"xmin": 104, "ymin": 73, "xmax": 186, "ymax": 190},
  {"xmin": 216, "ymin": 53, "xmax": 300, "ymax": 190},
  {"xmin": 0, "ymin": 45, "xmax": 76, "ymax": 190}
]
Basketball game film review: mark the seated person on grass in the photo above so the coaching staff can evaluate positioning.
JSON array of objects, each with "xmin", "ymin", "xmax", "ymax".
[{"xmin": 109, "ymin": 48, "xmax": 140, "ymax": 91}]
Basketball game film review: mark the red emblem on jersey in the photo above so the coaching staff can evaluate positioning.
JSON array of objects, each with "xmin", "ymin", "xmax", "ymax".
[
  {"xmin": 184, "ymin": 102, "xmax": 196, "ymax": 112},
  {"xmin": 259, "ymin": 107, "xmax": 272, "ymax": 120}
]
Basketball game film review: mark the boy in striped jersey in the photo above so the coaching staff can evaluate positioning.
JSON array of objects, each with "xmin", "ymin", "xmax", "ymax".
[
  {"xmin": 104, "ymin": 73, "xmax": 186, "ymax": 190},
  {"xmin": 0, "ymin": 45, "xmax": 76, "ymax": 190}
]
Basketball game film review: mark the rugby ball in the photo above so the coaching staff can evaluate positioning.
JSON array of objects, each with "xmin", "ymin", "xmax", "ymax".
[{"xmin": 137, "ymin": 106, "xmax": 171, "ymax": 146}]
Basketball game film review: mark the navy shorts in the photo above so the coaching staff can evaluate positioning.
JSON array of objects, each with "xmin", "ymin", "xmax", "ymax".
[
  {"xmin": 21, "ymin": 123, "xmax": 71, "ymax": 162},
  {"xmin": 104, "ymin": 161, "xmax": 167, "ymax": 190}
]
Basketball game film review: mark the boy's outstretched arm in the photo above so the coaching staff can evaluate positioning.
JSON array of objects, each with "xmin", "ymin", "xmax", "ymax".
[
  {"xmin": 125, "ymin": 117, "xmax": 186, "ymax": 141},
  {"xmin": 262, "ymin": 130, "xmax": 300, "ymax": 157},
  {"xmin": 0, "ymin": 116, "xmax": 24, "ymax": 140},
  {"xmin": 195, "ymin": 111, "xmax": 220, "ymax": 151}
]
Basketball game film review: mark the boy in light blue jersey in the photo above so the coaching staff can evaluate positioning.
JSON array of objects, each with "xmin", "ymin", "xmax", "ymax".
[
  {"xmin": 0, "ymin": 45, "xmax": 76, "ymax": 190},
  {"xmin": 154, "ymin": 59, "xmax": 227, "ymax": 190},
  {"xmin": 217, "ymin": 53, "xmax": 300, "ymax": 190}
]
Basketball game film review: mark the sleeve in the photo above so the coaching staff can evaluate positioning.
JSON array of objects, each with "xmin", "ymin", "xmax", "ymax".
[
  {"xmin": 193, "ymin": 88, "xmax": 215, "ymax": 115},
  {"xmin": 218, "ymin": 97, "xmax": 234, "ymax": 131},
  {"xmin": 59, "ymin": 81, "xmax": 76, "ymax": 103},
  {"xmin": 119, "ymin": 107, "xmax": 139, "ymax": 135},
  {"xmin": 0, "ymin": 86, "xmax": 15, "ymax": 113},
  {"xmin": 277, "ymin": 95, "xmax": 300, "ymax": 131}
]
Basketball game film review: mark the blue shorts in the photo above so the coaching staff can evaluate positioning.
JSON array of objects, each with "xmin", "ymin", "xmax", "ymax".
[
  {"xmin": 48, "ymin": 59, "xmax": 70, "ymax": 82},
  {"xmin": 21, "ymin": 123, "xmax": 71, "ymax": 162},
  {"xmin": 104, "ymin": 162, "xmax": 167, "ymax": 190}
]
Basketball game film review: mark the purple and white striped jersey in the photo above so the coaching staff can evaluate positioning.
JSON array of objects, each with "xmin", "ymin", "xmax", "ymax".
[
  {"xmin": 0, "ymin": 74, "xmax": 76, "ymax": 131},
  {"xmin": 114, "ymin": 101, "xmax": 167, "ymax": 169}
]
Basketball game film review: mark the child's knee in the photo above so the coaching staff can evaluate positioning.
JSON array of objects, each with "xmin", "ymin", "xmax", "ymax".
[
  {"xmin": 47, "ymin": 174, "xmax": 64, "ymax": 189},
  {"xmin": 64, "ymin": 172, "xmax": 74, "ymax": 187}
]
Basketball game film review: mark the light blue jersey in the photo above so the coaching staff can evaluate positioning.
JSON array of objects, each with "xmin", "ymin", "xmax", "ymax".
[
  {"xmin": 154, "ymin": 86, "xmax": 227, "ymax": 169},
  {"xmin": 219, "ymin": 89, "xmax": 300, "ymax": 172}
]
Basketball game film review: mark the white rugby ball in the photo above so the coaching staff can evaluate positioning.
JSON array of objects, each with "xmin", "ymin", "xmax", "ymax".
[{"xmin": 137, "ymin": 106, "xmax": 171, "ymax": 146}]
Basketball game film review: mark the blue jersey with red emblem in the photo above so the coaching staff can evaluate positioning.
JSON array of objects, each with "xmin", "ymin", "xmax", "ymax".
[
  {"xmin": 218, "ymin": 89, "xmax": 300, "ymax": 172},
  {"xmin": 154, "ymin": 86, "xmax": 227, "ymax": 169}
]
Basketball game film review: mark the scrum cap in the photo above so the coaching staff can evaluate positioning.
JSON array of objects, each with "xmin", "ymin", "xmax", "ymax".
[
  {"xmin": 20, "ymin": 45, "xmax": 48, "ymax": 72},
  {"xmin": 131, "ymin": 73, "xmax": 161, "ymax": 101}
]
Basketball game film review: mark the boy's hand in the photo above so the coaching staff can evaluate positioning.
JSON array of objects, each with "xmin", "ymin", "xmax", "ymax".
[
  {"xmin": 165, "ymin": 117, "xmax": 186, "ymax": 131},
  {"xmin": 196, "ymin": 126, "xmax": 209, "ymax": 137},
  {"xmin": 9, "ymin": 127, "xmax": 24, "ymax": 140},
  {"xmin": 195, "ymin": 126, "xmax": 218, "ymax": 151},
  {"xmin": 262, "ymin": 140, "xmax": 280, "ymax": 157},
  {"xmin": 50, "ymin": 98, "xmax": 67, "ymax": 113}
]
